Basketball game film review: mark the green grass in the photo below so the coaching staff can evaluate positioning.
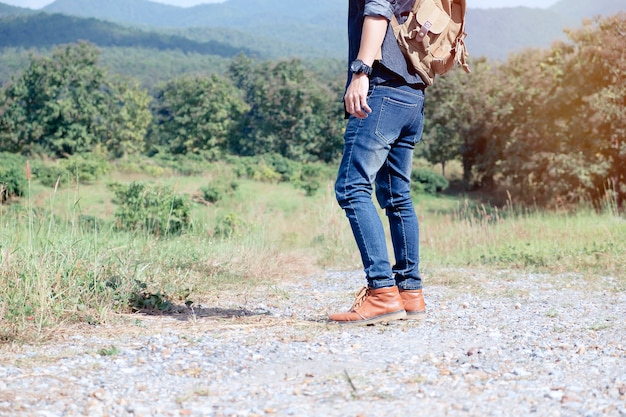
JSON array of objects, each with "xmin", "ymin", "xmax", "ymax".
[
  {"xmin": 1, "ymin": 160, "xmax": 624, "ymax": 343},
  {"xmin": 419, "ymin": 198, "xmax": 626, "ymax": 277}
]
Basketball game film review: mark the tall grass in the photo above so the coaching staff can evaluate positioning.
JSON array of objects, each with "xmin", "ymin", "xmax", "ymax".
[
  {"xmin": 420, "ymin": 197, "xmax": 626, "ymax": 276},
  {"xmin": 1, "ymin": 164, "xmax": 624, "ymax": 343}
]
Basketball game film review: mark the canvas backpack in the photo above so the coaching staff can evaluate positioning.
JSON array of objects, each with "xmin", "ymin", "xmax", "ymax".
[{"xmin": 391, "ymin": 0, "xmax": 470, "ymax": 85}]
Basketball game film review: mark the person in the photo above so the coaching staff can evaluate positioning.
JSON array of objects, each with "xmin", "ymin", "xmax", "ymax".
[{"xmin": 329, "ymin": 0, "xmax": 427, "ymax": 325}]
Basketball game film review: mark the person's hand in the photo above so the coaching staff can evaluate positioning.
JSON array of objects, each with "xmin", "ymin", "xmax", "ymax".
[{"xmin": 344, "ymin": 73, "xmax": 371, "ymax": 119}]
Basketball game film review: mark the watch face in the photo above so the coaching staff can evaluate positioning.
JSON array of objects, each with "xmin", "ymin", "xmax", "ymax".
[
  {"xmin": 350, "ymin": 60, "xmax": 362, "ymax": 73},
  {"xmin": 350, "ymin": 59, "xmax": 370, "ymax": 75}
]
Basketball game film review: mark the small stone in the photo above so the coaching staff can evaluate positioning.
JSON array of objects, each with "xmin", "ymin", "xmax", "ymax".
[
  {"xmin": 467, "ymin": 347, "xmax": 480, "ymax": 356},
  {"xmin": 90, "ymin": 389, "xmax": 106, "ymax": 401},
  {"xmin": 546, "ymin": 390, "xmax": 564, "ymax": 401}
]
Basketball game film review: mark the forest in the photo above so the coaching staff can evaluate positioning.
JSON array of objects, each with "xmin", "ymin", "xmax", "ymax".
[{"xmin": 1, "ymin": 12, "xmax": 624, "ymax": 209}]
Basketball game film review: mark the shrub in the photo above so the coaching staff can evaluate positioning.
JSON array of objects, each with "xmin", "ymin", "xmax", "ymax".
[
  {"xmin": 30, "ymin": 160, "xmax": 69, "ymax": 188},
  {"xmin": 230, "ymin": 154, "xmax": 295, "ymax": 183},
  {"xmin": 199, "ymin": 180, "xmax": 238, "ymax": 204},
  {"xmin": 152, "ymin": 152, "xmax": 213, "ymax": 176},
  {"xmin": 214, "ymin": 212, "xmax": 244, "ymax": 238},
  {"xmin": 114, "ymin": 155, "xmax": 169, "ymax": 177},
  {"xmin": 60, "ymin": 153, "xmax": 110, "ymax": 183},
  {"xmin": 411, "ymin": 168, "xmax": 449, "ymax": 195},
  {"xmin": 108, "ymin": 181, "xmax": 192, "ymax": 236},
  {"xmin": 0, "ymin": 152, "xmax": 27, "ymax": 201},
  {"xmin": 293, "ymin": 164, "xmax": 323, "ymax": 197}
]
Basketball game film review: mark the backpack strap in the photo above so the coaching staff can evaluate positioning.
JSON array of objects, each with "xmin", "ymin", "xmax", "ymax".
[{"xmin": 453, "ymin": 0, "xmax": 470, "ymax": 73}]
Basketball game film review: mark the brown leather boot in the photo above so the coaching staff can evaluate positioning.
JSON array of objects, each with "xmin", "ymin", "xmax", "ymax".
[
  {"xmin": 329, "ymin": 286, "xmax": 407, "ymax": 325},
  {"xmin": 399, "ymin": 289, "xmax": 426, "ymax": 319}
]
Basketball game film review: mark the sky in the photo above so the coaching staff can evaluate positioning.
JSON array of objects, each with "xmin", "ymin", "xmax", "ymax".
[{"xmin": 4, "ymin": 0, "xmax": 560, "ymax": 10}]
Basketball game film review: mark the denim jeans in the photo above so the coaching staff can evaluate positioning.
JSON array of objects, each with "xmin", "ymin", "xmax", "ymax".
[{"xmin": 335, "ymin": 84, "xmax": 425, "ymax": 290}]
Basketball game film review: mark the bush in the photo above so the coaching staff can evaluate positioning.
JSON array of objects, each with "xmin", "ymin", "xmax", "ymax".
[
  {"xmin": 108, "ymin": 181, "xmax": 192, "ymax": 236},
  {"xmin": 214, "ymin": 212, "xmax": 245, "ymax": 238},
  {"xmin": 411, "ymin": 168, "xmax": 449, "ymax": 195},
  {"xmin": 230, "ymin": 154, "xmax": 297, "ymax": 183},
  {"xmin": 152, "ymin": 152, "xmax": 213, "ymax": 176},
  {"xmin": 199, "ymin": 180, "xmax": 238, "ymax": 204},
  {"xmin": 0, "ymin": 152, "xmax": 27, "ymax": 201},
  {"xmin": 30, "ymin": 160, "xmax": 69, "ymax": 188},
  {"xmin": 114, "ymin": 155, "xmax": 169, "ymax": 177},
  {"xmin": 293, "ymin": 164, "xmax": 323, "ymax": 197},
  {"xmin": 60, "ymin": 153, "xmax": 110, "ymax": 183}
]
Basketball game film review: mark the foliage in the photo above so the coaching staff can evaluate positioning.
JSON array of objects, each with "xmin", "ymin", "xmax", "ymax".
[
  {"xmin": 29, "ymin": 159, "xmax": 69, "ymax": 188},
  {"xmin": 150, "ymin": 151, "xmax": 215, "ymax": 176},
  {"xmin": 422, "ymin": 57, "xmax": 507, "ymax": 187},
  {"xmin": 411, "ymin": 168, "xmax": 449, "ymax": 195},
  {"xmin": 421, "ymin": 13, "xmax": 626, "ymax": 209},
  {"xmin": 28, "ymin": 154, "xmax": 110, "ymax": 188},
  {"xmin": 0, "ymin": 42, "xmax": 153, "ymax": 159},
  {"xmin": 227, "ymin": 55, "xmax": 344, "ymax": 163},
  {"xmin": 495, "ymin": 13, "xmax": 626, "ymax": 207},
  {"xmin": 151, "ymin": 74, "xmax": 248, "ymax": 156},
  {"xmin": 102, "ymin": 80, "xmax": 152, "ymax": 158},
  {"xmin": 59, "ymin": 153, "xmax": 111, "ymax": 183},
  {"xmin": 228, "ymin": 154, "xmax": 334, "ymax": 196},
  {"xmin": 0, "ymin": 42, "xmax": 108, "ymax": 156},
  {"xmin": 0, "ymin": 152, "xmax": 27, "ymax": 200},
  {"xmin": 213, "ymin": 212, "xmax": 245, "ymax": 239},
  {"xmin": 108, "ymin": 181, "xmax": 192, "ymax": 236},
  {"xmin": 199, "ymin": 180, "xmax": 238, "ymax": 204}
]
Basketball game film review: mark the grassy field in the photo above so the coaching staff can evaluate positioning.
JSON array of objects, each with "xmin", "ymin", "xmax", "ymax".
[{"xmin": 1, "ymin": 161, "xmax": 625, "ymax": 343}]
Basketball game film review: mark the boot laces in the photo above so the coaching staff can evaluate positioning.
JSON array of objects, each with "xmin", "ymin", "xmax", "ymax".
[{"xmin": 350, "ymin": 287, "xmax": 369, "ymax": 312}]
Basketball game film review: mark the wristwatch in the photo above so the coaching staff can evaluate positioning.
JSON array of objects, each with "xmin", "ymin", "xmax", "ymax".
[{"xmin": 350, "ymin": 59, "xmax": 372, "ymax": 76}]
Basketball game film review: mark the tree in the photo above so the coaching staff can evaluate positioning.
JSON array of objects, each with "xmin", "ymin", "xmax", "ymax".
[
  {"xmin": 422, "ymin": 58, "xmax": 506, "ymax": 187},
  {"xmin": 497, "ymin": 13, "xmax": 626, "ymax": 206},
  {"xmin": 0, "ymin": 42, "xmax": 108, "ymax": 156},
  {"xmin": 151, "ymin": 74, "xmax": 249, "ymax": 156},
  {"xmin": 559, "ymin": 13, "xmax": 626, "ymax": 207},
  {"xmin": 227, "ymin": 55, "xmax": 344, "ymax": 163},
  {"xmin": 0, "ymin": 42, "xmax": 152, "ymax": 159},
  {"xmin": 102, "ymin": 79, "xmax": 152, "ymax": 158}
]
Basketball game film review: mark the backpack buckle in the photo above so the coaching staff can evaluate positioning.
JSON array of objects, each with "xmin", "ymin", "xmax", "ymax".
[{"xmin": 418, "ymin": 21, "xmax": 432, "ymax": 39}]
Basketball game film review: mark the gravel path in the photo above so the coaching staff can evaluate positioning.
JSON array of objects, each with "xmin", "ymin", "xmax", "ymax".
[{"xmin": 1, "ymin": 269, "xmax": 625, "ymax": 417}]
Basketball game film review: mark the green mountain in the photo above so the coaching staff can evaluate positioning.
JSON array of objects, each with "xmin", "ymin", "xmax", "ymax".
[
  {"xmin": 0, "ymin": 0, "xmax": 623, "ymax": 61},
  {"xmin": 37, "ymin": 0, "xmax": 626, "ymax": 60},
  {"xmin": 41, "ymin": 0, "xmax": 346, "ymax": 29},
  {"xmin": 0, "ymin": 13, "xmax": 256, "ymax": 57},
  {"xmin": 0, "ymin": 2, "xmax": 34, "ymax": 17}
]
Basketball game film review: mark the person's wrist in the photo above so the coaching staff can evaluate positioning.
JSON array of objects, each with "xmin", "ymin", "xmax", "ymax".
[{"xmin": 350, "ymin": 59, "xmax": 372, "ymax": 76}]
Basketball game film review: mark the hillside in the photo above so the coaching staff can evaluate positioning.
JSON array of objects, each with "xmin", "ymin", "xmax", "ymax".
[
  {"xmin": 0, "ymin": 13, "xmax": 256, "ymax": 57},
  {"xmin": 42, "ymin": 0, "xmax": 347, "ymax": 29},
  {"xmin": 0, "ymin": 2, "xmax": 34, "ymax": 17},
  {"xmin": 0, "ymin": 0, "xmax": 622, "ymax": 64},
  {"xmin": 37, "ymin": 0, "xmax": 624, "ymax": 60}
]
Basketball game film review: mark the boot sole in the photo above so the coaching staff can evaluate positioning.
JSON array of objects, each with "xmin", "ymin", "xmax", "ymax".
[
  {"xmin": 330, "ymin": 310, "xmax": 407, "ymax": 326},
  {"xmin": 402, "ymin": 311, "xmax": 427, "ymax": 321}
]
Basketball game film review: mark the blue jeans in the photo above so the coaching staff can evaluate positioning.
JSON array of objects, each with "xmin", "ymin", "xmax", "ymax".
[{"xmin": 335, "ymin": 84, "xmax": 425, "ymax": 290}]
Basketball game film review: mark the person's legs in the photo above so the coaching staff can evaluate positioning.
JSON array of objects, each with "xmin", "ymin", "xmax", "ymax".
[
  {"xmin": 375, "ymin": 131, "xmax": 422, "ymax": 291},
  {"xmin": 331, "ymin": 85, "xmax": 425, "ymax": 324},
  {"xmin": 334, "ymin": 89, "xmax": 395, "ymax": 290},
  {"xmin": 375, "ymin": 116, "xmax": 427, "ymax": 319}
]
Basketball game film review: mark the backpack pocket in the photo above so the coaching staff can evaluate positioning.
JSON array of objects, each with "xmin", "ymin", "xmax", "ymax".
[{"xmin": 393, "ymin": 0, "xmax": 470, "ymax": 85}]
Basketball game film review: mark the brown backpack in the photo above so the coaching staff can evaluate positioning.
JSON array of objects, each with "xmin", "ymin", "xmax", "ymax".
[{"xmin": 392, "ymin": 0, "xmax": 470, "ymax": 85}]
